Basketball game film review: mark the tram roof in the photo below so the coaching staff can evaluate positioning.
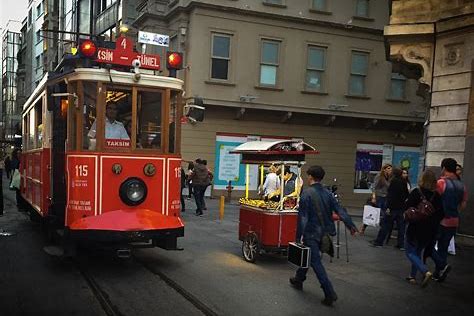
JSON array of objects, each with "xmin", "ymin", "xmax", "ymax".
[{"xmin": 22, "ymin": 68, "xmax": 184, "ymax": 114}]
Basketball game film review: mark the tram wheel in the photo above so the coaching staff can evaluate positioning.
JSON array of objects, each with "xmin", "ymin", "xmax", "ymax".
[{"xmin": 242, "ymin": 232, "xmax": 259, "ymax": 263}]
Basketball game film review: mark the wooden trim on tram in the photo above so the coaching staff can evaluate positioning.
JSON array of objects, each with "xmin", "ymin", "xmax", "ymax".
[
  {"xmin": 162, "ymin": 89, "xmax": 171, "ymax": 153},
  {"xmin": 76, "ymin": 81, "xmax": 84, "ymax": 151},
  {"xmin": 96, "ymin": 82, "xmax": 105, "ymax": 152},
  {"xmin": 176, "ymin": 91, "xmax": 183, "ymax": 154},
  {"xmin": 132, "ymin": 87, "xmax": 138, "ymax": 150},
  {"xmin": 67, "ymin": 82, "xmax": 76, "ymax": 151}
]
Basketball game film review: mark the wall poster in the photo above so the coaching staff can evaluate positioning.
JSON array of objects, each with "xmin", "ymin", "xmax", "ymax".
[
  {"xmin": 213, "ymin": 133, "xmax": 300, "ymax": 191},
  {"xmin": 354, "ymin": 143, "xmax": 421, "ymax": 193}
]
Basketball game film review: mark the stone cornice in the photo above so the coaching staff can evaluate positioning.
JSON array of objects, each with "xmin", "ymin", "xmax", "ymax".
[{"xmin": 134, "ymin": 1, "xmax": 384, "ymax": 36}]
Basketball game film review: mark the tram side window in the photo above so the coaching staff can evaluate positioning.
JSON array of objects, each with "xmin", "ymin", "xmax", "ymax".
[
  {"xmin": 138, "ymin": 91, "xmax": 162, "ymax": 149},
  {"xmin": 82, "ymin": 82, "xmax": 98, "ymax": 150},
  {"xmin": 28, "ymin": 110, "xmax": 35, "ymax": 149},
  {"xmin": 87, "ymin": 86, "xmax": 132, "ymax": 150},
  {"xmin": 35, "ymin": 100, "xmax": 43, "ymax": 147}
]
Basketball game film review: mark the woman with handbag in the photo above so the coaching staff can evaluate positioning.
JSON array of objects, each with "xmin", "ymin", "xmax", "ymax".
[
  {"xmin": 361, "ymin": 163, "xmax": 392, "ymax": 235},
  {"xmin": 404, "ymin": 170, "xmax": 443, "ymax": 287},
  {"xmin": 10, "ymin": 148, "xmax": 23, "ymax": 211}
]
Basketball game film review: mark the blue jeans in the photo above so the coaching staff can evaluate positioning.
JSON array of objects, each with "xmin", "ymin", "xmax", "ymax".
[
  {"xmin": 295, "ymin": 238, "xmax": 336, "ymax": 298},
  {"xmin": 432, "ymin": 225, "xmax": 456, "ymax": 272},
  {"xmin": 375, "ymin": 208, "xmax": 405, "ymax": 247},
  {"xmin": 405, "ymin": 239, "xmax": 428, "ymax": 277},
  {"xmin": 193, "ymin": 185, "xmax": 206, "ymax": 213}
]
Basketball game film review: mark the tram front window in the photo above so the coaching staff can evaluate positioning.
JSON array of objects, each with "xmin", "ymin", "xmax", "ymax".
[
  {"xmin": 137, "ymin": 91, "xmax": 162, "ymax": 149},
  {"xmin": 86, "ymin": 87, "xmax": 132, "ymax": 150}
]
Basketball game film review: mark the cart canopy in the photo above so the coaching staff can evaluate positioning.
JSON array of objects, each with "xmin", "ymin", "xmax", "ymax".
[{"xmin": 231, "ymin": 140, "xmax": 318, "ymax": 164}]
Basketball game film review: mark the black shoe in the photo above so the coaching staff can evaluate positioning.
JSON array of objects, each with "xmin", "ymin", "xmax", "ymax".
[
  {"xmin": 437, "ymin": 265, "xmax": 451, "ymax": 283},
  {"xmin": 321, "ymin": 295, "xmax": 337, "ymax": 307},
  {"xmin": 203, "ymin": 207, "xmax": 208, "ymax": 210},
  {"xmin": 289, "ymin": 277, "xmax": 303, "ymax": 290},
  {"xmin": 195, "ymin": 212, "xmax": 203, "ymax": 216}
]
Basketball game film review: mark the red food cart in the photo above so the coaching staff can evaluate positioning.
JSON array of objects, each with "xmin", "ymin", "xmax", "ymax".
[{"xmin": 231, "ymin": 140, "xmax": 319, "ymax": 263}]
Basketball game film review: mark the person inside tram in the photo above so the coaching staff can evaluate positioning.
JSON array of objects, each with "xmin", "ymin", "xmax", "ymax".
[{"xmin": 87, "ymin": 102, "xmax": 130, "ymax": 148}]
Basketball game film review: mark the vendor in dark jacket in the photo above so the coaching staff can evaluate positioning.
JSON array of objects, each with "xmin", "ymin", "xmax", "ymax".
[
  {"xmin": 404, "ymin": 170, "xmax": 443, "ymax": 287},
  {"xmin": 290, "ymin": 165, "xmax": 357, "ymax": 307},
  {"xmin": 371, "ymin": 168, "xmax": 409, "ymax": 248}
]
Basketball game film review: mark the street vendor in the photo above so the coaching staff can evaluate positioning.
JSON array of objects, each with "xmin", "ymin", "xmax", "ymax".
[
  {"xmin": 268, "ymin": 166, "xmax": 303, "ymax": 201},
  {"xmin": 262, "ymin": 164, "xmax": 280, "ymax": 198}
]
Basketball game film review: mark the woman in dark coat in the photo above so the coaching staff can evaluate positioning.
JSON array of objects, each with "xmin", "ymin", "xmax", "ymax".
[
  {"xmin": 10, "ymin": 148, "xmax": 23, "ymax": 209},
  {"xmin": 404, "ymin": 170, "xmax": 443, "ymax": 287},
  {"xmin": 371, "ymin": 168, "xmax": 409, "ymax": 248}
]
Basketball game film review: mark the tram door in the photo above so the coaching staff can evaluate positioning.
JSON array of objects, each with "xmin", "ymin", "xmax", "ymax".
[{"xmin": 47, "ymin": 82, "xmax": 68, "ymax": 223}]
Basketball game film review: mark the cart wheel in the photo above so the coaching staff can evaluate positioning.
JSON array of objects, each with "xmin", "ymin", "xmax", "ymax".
[{"xmin": 242, "ymin": 233, "xmax": 259, "ymax": 263}]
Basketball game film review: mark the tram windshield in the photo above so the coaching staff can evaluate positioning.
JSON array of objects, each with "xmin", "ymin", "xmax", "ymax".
[{"xmin": 73, "ymin": 80, "xmax": 177, "ymax": 153}]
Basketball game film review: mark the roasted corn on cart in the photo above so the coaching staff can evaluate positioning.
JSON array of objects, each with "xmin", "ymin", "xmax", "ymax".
[{"xmin": 231, "ymin": 140, "xmax": 319, "ymax": 263}]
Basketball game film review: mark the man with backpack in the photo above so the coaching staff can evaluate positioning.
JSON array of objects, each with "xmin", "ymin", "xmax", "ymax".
[{"xmin": 431, "ymin": 158, "xmax": 467, "ymax": 282}]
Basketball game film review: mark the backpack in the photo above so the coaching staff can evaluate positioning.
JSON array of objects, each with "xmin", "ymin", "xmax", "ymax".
[{"xmin": 404, "ymin": 189, "xmax": 435, "ymax": 223}]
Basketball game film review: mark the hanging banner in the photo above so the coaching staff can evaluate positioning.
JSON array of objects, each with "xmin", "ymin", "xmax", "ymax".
[
  {"xmin": 393, "ymin": 146, "xmax": 421, "ymax": 187},
  {"xmin": 138, "ymin": 31, "xmax": 170, "ymax": 47}
]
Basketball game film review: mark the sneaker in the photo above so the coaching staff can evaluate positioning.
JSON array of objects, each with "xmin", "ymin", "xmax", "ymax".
[
  {"xmin": 421, "ymin": 272, "xmax": 432, "ymax": 288},
  {"xmin": 437, "ymin": 265, "xmax": 451, "ymax": 283},
  {"xmin": 289, "ymin": 277, "xmax": 303, "ymax": 290},
  {"xmin": 405, "ymin": 276, "xmax": 417, "ymax": 285},
  {"xmin": 370, "ymin": 241, "xmax": 383, "ymax": 248}
]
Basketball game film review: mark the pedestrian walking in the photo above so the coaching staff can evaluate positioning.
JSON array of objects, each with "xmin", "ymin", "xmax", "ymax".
[
  {"xmin": 4, "ymin": 155, "xmax": 11, "ymax": 179},
  {"xmin": 402, "ymin": 168, "xmax": 412, "ymax": 192},
  {"xmin": 190, "ymin": 159, "xmax": 210, "ymax": 216},
  {"xmin": 371, "ymin": 168, "xmax": 409, "ymax": 249},
  {"xmin": 404, "ymin": 170, "xmax": 443, "ymax": 288},
  {"xmin": 201, "ymin": 160, "xmax": 213, "ymax": 211},
  {"xmin": 360, "ymin": 164, "xmax": 392, "ymax": 235},
  {"xmin": 186, "ymin": 162, "xmax": 194, "ymax": 199},
  {"xmin": 10, "ymin": 148, "xmax": 23, "ymax": 211},
  {"xmin": 431, "ymin": 158, "xmax": 467, "ymax": 282},
  {"xmin": 289, "ymin": 165, "xmax": 358, "ymax": 307}
]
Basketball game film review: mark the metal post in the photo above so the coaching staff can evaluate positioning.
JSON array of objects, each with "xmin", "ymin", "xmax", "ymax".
[
  {"xmin": 219, "ymin": 195, "xmax": 225, "ymax": 220},
  {"xmin": 336, "ymin": 220, "xmax": 341, "ymax": 259},
  {"xmin": 345, "ymin": 224, "xmax": 349, "ymax": 263}
]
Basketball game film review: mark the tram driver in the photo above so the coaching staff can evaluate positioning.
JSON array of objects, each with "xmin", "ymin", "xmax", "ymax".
[{"xmin": 88, "ymin": 102, "xmax": 130, "ymax": 149}]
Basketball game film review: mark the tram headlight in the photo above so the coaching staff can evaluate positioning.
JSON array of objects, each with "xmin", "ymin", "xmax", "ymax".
[{"xmin": 119, "ymin": 178, "xmax": 147, "ymax": 206}]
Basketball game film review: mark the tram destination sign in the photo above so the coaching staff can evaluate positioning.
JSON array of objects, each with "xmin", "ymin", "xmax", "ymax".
[{"xmin": 95, "ymin": 36, "xmax": 161, "ymax": 71}]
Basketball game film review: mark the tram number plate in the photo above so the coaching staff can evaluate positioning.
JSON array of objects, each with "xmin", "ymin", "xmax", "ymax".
[{"xmin": 105, "ymin": 139, "xmax": 131, "ymax": 148}]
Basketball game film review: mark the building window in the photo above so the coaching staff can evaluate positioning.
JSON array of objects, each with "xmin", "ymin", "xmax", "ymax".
[
  {"xmin": 264, "ymin": 0, "xmax": 284, "ymax": 5},
  {"xmin": 36, "ymin": 2, "xmax": 43, "ymax": 17},
  {"xmin": 312, "ymin": 0, "xmax": 327, "ymax": 11},
  {"xmin": 260, "ymin": 40, "xmax": 280, "ymax": 86},
  {"xmin": 355, "ymin": 0, "xmax": 369, "ymax": 17},
  {"xmin": 36, "ymin": 30, "xmax": 41, "ymax": 43},
  {"xmin": 210, "ymin": 34, "xmax": 231, "ymax": 80},
  {"xmin": 349, "ymin": 51, "xmax": 369, "ymax": 96},
  {"xmin": 306, "ymin": 46, "xmax": 326, "ymax": 92},
  {"xmin": 28, "ymin": 9, "xmax": 32, "ymax": 26},
  {"xmin": 36, "ymin": 55, "xmax": 41, "ymax": 68},
  {"xmin": 99, "ymin": 0, "xmax": 117, "ymax": 13},
  {"xmin": 389, "ymin": 73, "xmax": 406, "ymax": 100}
]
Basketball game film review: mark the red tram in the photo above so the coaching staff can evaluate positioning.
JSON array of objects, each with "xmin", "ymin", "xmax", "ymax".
[{"xmin": 19, "ymin": 36, "xmax": 190, "ymax": 253}]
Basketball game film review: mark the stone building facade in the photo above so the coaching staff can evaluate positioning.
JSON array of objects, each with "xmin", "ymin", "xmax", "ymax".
[
  {"xmin": 385, "ymin": 0, "xmax": 474, "ymax": 235},
  {"xmin": 134, "ymin": 0, "xmax": 426, "ymax": 210}
]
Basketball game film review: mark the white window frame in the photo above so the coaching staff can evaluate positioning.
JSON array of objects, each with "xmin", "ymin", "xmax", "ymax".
[
  {"xmin": 210, "ymin": 33, "xmax": 232, "ymax": 81},
  {"xmin": 259, "ymin": 39, "xmax": 281, "ymax": 87},
  {"xmin": 348, "ymin": 51, "xmax": 369, "ymax": 96}
]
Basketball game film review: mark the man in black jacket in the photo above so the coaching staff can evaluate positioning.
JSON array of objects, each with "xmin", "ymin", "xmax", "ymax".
[
  {"xmin": 371, "ymin": 168, "xmax": 409, "ymax": 248},
  {"xmin": 191, "ymin": 159, "xmax": 210, "ymax": 216}
]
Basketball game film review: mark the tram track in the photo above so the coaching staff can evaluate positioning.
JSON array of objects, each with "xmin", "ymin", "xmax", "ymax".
[
  {"xmin": 134, "ymin": 255, "xmax": 220, "ymax": 316},
  {"xmin": 73, "ymin": 253, "xmax": 219, "ymax": 316}
]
